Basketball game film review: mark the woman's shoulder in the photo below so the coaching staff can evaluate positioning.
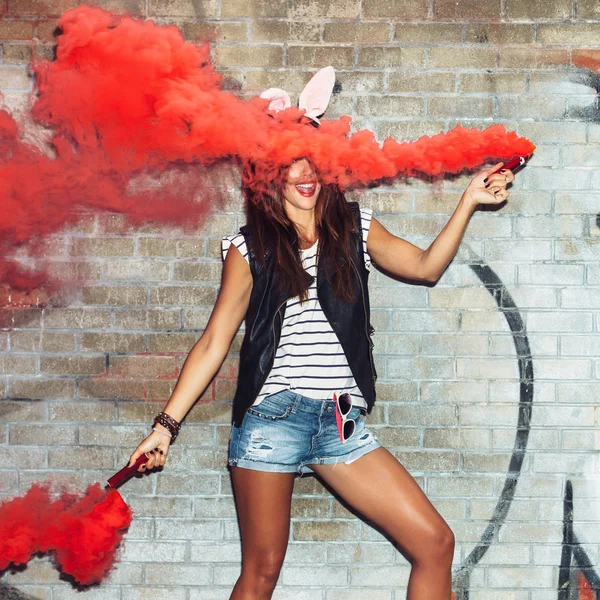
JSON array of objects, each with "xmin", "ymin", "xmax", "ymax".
[{"xmin": 221, "ymin": 231, "xmax": 249, "ymax": 264}]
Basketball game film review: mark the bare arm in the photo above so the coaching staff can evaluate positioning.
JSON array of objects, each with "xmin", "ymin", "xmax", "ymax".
[
  {"xmin": 367, "ymin": 162, "xmax": 514, "ymax": 283},
  {"xmin": 160, "ymin": 245, "xmax": 252, "ymax": 422},
  {"xmin": 128, "ymin": 244, "xmax": 252, "ymax": 469}
]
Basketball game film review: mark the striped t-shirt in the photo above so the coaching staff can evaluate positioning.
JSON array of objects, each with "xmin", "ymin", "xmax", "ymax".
[{"xmin": 222, "ymin": 207, "xmax": 373, "ymax": 409}]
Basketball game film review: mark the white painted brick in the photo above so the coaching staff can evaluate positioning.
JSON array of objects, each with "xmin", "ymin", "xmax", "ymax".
[
  {"xmin": 503, "ymin": 286, "xmax": 558, "ymax": 308},
  {"xmin": 512, "ymin": 475, "xmax": 563, "ymax": 498},
  {"xmin": 474, "ymin": 543, "xmax": 532, "ymax": 564},
  {"xmin": 456, "ymin": 358, "xmax": 519, "ymax": 379},
  {"xmin": 462, "ymin": 451, "xmax": 513, "ymax": 472},
  {"xmin": 561, "ymin": 288, "xmax": 600, "ymax": 308},
  {"xmin": 420, "ymin": 333, "xmax": 488, "ymax": 356},
  {"xmin": 284, "ymin": 543, "xmax": 327, "ymax": 564},
  {"xmin": 282, "ymin": 566, "xmax": 348, "ymax": 586},
  {"xmin": 518, "ymin": 263, "xmax": 584, "ymax": 285},
  {"xmin": 532, "ymin": 404, "xmax": 595, "ymax": 427},
  {"xmin": 461, "ymin": 311, "xmax": 512, "ymax": 332},
  {"xmin": 190, "ymin": 542, "xmax": 241, "ymax": 563},
  {"xmin": 485, "ymin": 240, "xmax": 553, "ymax": 262},
  {"xmin": 421, "ymin": 380, "xmax": 487, "ymax": 404},
  {"xmin": 564, "ymin": 144, "xmax": 600, "ymax": 167},
  {"xmin": 194, "ymin": 497, "xmax": 237, "ymax": 518},
  {"xmin": 145, "ymin": 564, "xmax": 212, "ymax": 585},
  {"xmin": 464, "ymin": 214, "xmax": 513, "ymax": 238},
  {"xmin": 424, "ymin": 427, "xmax": 490, "ymax": 449},
  {"xmin": 389, "ymin": 404, "xmax": 458, "ymax": 426},
  {"xmin": 391, "ymin": 310, "xmax": 459, "ymax": 331},
  {"xmin": 469, "ymin": 591, "xmax": 528, "ymax": 600},
  {"xmin": 499, "ymin": 522, "xmax": 562, "ymax": 544},
  {"xmin": 213, "ymin": 565, "xmax": 243, "ymax": 585},
  {"xmin": 0, "ymin": 66, "xmax": 30, "ymax": 90},
  {"xmin": 326, "ymin": 590, "xmax": 391, "ymax": 600},
  {"xmin": 526, "ymin": 311, "xmax": 593, "ymax": 332},
  {"xmin": 499, "ymin": 192, "xmax": 552, "ymax": 215},
  {"xmin": 587, "ymin": 264, "xmax": 600, "ymax": 284},
  {"xmin": 349, "ymin": 564, "xmax": 410, "ymax": 587},
  {"xmin": 429, "ymin": 287, "xmax": 495, "ymax": 308},
  {"xmin": 155, "ymin": 519, "xmax": 221, "ymax": 540},
  {"xmin": 190, "ymin": 588, "xmax": 231, "ymax": 600},
  {"xmin": 532, "ymin": 543, "xmax": 563, "ymax": 565},
  {"xmin": 469, "ymin": 499, "xmax": 535, "ymax": 521},
  {"xmin": 121, "ymin": 541, "xmax": 186, "ymax": 562},
  {"xmin": 369, "ymin": 285, "xmax": 427, "ymax": 307},
  {"xmin": 492, "ymin": 427, "xmax": 559, "ymax": 450},
  {"xmin": 516, "ymin": 215, "xmax": 584, "ymax": 238},
  {"xmin": 555, "ymin": 239, "xmax": 600, "ymax": 261},
  {"xmin": 428, "ymin": 476, "xmax": 494, "ymax": 497},
  {"xmin": 537, "ymin": 499, "xmax": 567, "ymax": 521},
  {"xmin": 561, "ymin": 335, "xmax": 600, "ymax": 356},
  {"xmin": 459, "ymin": 404, "xmax": 518, "ymax": 426},
  {"xmin": 326, "ymin": 542, "xmax": 395, "ymax": 564},
  {"xmin": 489, "ymin": 333, "xmax": 557, "ymax": 356},
  {"xmin": 488, "ymin": 566, "xmax": 555, "ymax": 587},
  {"xmin": 561, "ymin": 429, "xmax": 599, "ymax": 450},
  {"xmin": 555, "ymin": 191, "xmax": 600, "ymax": 214},
  {"xmin": 524, "ymin": 168, "xmax": 591, "ymax": 191},
  {"xmin": 518, "ymin": 121, "xmax": 587, "ymax": 144},
  {"xmin": 490, "ymin": 381, "xmax": 555, "ymax": 403},
  {"xmin": 387, "ymin": 356, "xmax": 454, "ymax": 378},
  {"xmin": 372, "ymin": 333, "xmax": 418, "ymax": 356},
  {"xmin": 557, "ymin": 382, "xmax": 598, "ymax": 403},
  {"xmin": 533, "ymin": 452, "xmax": 600, "ymax": 474},
  {"xmin": 274, "ymin": 589, "xmax": 324, "ymax": 600},
  {"xmin": 122, "ymin": 588, "xmax": 187, "ymax": 600},
  {"xmin": 533, "ymin": 359, "xmax": 592, "ymax": 380},
  {"xmin": 437, "ymin": 262, "xmax": 516, "ymax": 287}
]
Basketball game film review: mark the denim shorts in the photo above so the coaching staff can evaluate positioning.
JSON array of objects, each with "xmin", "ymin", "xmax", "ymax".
[{"xmin": 228, "ymin": 389, "xmax": 382, "ymax": 477}]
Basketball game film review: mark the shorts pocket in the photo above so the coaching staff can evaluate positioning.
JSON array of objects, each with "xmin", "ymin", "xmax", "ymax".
[{"xmin": 247, "ymin": 394, "xmax": 294, "ymax": 420}]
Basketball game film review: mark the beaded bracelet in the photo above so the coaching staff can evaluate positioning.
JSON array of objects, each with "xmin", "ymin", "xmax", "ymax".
[{"xmin": 158, "ymin": 411, "xmax": 180, "ymax": 430}]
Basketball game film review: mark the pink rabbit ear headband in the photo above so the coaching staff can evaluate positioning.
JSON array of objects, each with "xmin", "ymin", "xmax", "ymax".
[{"xmin": 259, "ymin": 65, "xmax": 336, "ymax": 125}]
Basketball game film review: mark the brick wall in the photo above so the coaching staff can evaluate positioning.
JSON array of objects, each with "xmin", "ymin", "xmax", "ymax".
[{"xmin": 1, "ymin": 0, "xmax": 599, "ymax": 598}]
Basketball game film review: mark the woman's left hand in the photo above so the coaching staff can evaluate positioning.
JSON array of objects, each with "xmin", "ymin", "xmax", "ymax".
[{"xmin": 463, "ymin": 162, "xmax": 515, "ymax": 209}]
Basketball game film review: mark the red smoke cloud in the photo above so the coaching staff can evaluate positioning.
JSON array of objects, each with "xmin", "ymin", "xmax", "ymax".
[
  {"xmin": 0, "ymin": 3, "xmax": 535, "ymax": 296},
  {"xmin": 0, "ymin": 482, "xmax": 132, "ymax": 585}
]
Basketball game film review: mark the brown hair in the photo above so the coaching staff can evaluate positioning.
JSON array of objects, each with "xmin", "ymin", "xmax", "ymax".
[{"xmin": 241, "ymin": 161, "xmax": 357, "ymax": 303}]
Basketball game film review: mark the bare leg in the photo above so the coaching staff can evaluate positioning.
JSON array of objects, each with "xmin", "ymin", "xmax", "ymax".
[
  {"xmin": 229, "ymin": 467, "xmax": 296, "ymax": 600},
  {"xmin": 310, "ymin": 447, "xmax": 454, "ymax": 600}
]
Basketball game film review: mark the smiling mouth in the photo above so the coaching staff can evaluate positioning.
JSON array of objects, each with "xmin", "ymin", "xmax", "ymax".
[{"xmin": 295, "ymin": 182, "xmax": 317, "ymax": 197}]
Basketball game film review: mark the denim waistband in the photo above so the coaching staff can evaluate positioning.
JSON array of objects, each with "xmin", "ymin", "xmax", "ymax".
[{"xmin": 262, "ymin": 389, "xmax": 356, "ymax": 415}]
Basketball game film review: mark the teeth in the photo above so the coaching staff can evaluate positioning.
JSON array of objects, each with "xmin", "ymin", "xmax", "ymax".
[{"xmin": 297, "ymin": 184, "xmax": 315, "ymax": 190}]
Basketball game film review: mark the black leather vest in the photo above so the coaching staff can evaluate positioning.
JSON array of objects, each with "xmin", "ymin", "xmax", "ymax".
[{"xmin": 231, "ymin": 202, "xmax": 377, "ymax": 427}]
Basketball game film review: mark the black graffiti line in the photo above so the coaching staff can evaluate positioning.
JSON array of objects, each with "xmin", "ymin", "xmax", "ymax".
[
  {"xmin": 453, "ymin": 263, "xmax": 534, "ymax": 599},
  {"xmin": 558, "ymin": 480, "xmax": 574, "ymax": 599},
  {"xmin": 558, "ymin": 479, "xmax": 600, "ymax": 598}
]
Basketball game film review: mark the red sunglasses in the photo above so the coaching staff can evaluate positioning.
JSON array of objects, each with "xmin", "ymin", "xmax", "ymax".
[{"xmin": 334, "ymin": 391, "xmax": 357, "ymax": 443}]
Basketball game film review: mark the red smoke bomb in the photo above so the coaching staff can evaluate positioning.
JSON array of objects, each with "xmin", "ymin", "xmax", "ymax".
[
  {"xmin": 489, "ymin": 155, "xmax": 529, "ymax": 175},
  {"xmin": 0, "ymin": 456, "xmax": 153, "ymax": 583},
  {"xmin": 0, "ymin": 482, "xmax": 133, "ymax": 585},
  {"xmin": 107, "ymin": 454, "xmax": 149, "ymax": 489}
]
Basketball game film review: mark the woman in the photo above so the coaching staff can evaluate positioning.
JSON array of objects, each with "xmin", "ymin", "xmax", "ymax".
[{"xmin": 128, "ymin": 156, "xmax": 513, "ymax": 599}]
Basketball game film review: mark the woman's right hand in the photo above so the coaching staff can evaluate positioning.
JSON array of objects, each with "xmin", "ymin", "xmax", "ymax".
[{"xmin": 128, "ymin": 426, "xmax": 171, "ymax": 472}]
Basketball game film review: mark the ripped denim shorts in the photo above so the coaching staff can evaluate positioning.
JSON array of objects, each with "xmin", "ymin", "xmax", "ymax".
[{"xmin": 227, "ymin": 389, "xmax": 381, "ymax": 477}]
